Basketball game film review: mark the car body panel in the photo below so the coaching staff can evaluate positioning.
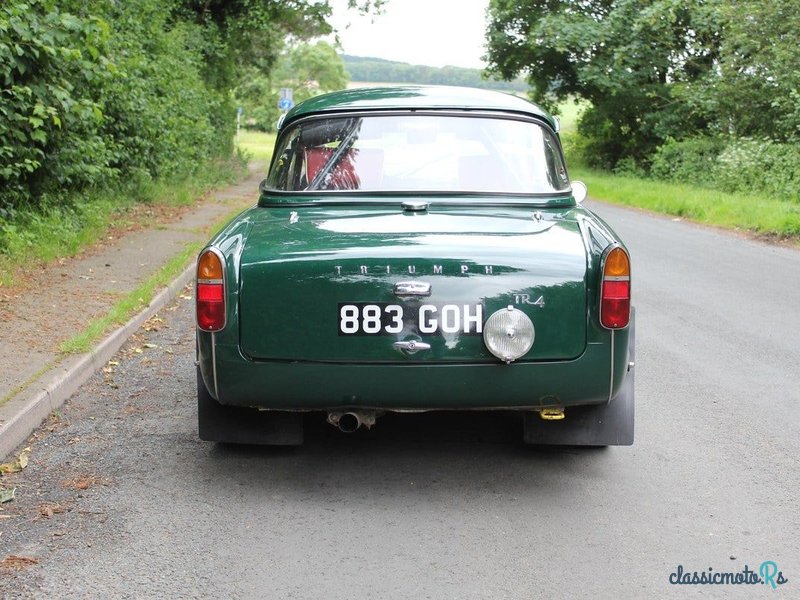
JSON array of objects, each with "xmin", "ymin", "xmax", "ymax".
[
  {"xmin": 199, "ymin": 329, "xmax": 630, "ymax": 411},
  {"xmin": 237, "ymin": 203, "xmax": 588, "ymax": 362},
  {"xmin": 197, "ymin": 205, "xmax": 630, "ymax": 410}
]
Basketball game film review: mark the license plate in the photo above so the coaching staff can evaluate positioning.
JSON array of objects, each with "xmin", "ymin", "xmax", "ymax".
[{"xmin": 338, "ymin": 302, "xmax": 483, "ymax": 336}]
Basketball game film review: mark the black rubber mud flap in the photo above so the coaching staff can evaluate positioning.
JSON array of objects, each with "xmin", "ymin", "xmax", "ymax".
[
  {"xmin": 523, "ymin": 312, "xmax": 635, "ymax": 447},
  {"xmin": 197, "ymin": 368, "xmax": 303, "ymax": 446}
]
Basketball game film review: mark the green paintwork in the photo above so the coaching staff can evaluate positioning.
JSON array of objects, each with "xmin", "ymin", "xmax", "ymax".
[
  {"xmin": 237, "ymin": 204, "xmax": 587, "ymax": 362},
  {"xmin": 197, "ymin": 87, "xmax": 632, "ymax": 411},
  {"xmin": 197, "ymin": 200, "xmax": 630, "ymax": 409},
  {"xmin": 281, "ymin": 86, "xmax": 558, "ymax": 131},
  {"xmin": 207, "ymin": 336, "xmax": 627, "ymax": 410}
]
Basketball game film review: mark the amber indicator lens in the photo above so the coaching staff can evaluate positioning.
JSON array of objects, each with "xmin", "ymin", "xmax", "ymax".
[
  {"xmin": 604, "ymin": 247, "xmax": 630, "ymax": 277},
  {"xmin": 198, "ymin": 251, "xmax": 223, "ymax": 280}
]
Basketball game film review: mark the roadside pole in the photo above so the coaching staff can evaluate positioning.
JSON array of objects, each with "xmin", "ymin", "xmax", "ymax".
[{"xmin": 278, "ymin": 88, "xmax": 294, "ymax": 126}]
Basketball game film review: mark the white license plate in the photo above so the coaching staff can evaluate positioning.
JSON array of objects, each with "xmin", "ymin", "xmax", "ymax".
[{"xmin": 338, "ymin": 303, "xmax": 483, "ymax": 336}]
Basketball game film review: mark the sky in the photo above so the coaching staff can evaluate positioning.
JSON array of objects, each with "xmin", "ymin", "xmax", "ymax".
[{"xmin": 327, "ymin": 0, "xmax": 491, "ymax": 69}]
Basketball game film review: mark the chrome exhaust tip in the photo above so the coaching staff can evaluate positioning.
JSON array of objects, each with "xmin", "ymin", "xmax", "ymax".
[
  {"xmin": 327, "ymin": 410, "xmax": 378, "ymax": 433},
  {"xmin": 337, "ymin": 412, "xmax": 361, "ymax": 433}
]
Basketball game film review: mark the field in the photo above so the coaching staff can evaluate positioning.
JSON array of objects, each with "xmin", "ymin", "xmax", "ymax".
[{"xmin": 236, "ymin": 130, "xmax": 277, "ymax": 163}]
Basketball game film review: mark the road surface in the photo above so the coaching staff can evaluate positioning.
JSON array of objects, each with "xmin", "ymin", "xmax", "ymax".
[{"xmin": 1, "ymin": 201, "xmax": 798, "ymax": 599}]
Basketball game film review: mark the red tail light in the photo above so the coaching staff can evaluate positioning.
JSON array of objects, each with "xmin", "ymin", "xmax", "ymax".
[
  {"xmin": 600, "ymin": 246, "xmax": 630, "ymax": 329},
  {"xmin": 197, "ymin": 249, "xmax": 226, "ymax": 331}
]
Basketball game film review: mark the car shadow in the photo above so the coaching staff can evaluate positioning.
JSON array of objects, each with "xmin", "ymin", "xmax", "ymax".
[{"xmin": 200, "ymin": 411, "xmax": 612, "ymax": 499}]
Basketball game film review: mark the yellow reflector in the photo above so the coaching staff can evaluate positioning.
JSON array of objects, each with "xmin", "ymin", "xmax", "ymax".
[
  {"xmin": 604, "ymin": 247, "xmax": 630, "ymax": 277},
  {"xmin": 198, "ymin": 250, "xmax": 223, "ymax": 280},
  {"xmin": 540, "ymin": 408, "xmax": 565, "ymax": 421}
]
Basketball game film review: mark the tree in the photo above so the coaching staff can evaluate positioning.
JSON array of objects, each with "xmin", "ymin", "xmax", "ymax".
[
  {"xmin": 236, "ymin": 41, "xmax": 350, "ymax": 131},
  {"xmin": 688, "ymin": 0, "xmax": 800, "ymax": 142},
  {"xmin": 0, "ymin": 0, "xmax": 384, "ymax": 216},
  {"xmin": 177, "ymin": 0, "xmax": 384, "ymax": 90},
  {"xmin": 485, "ymin": 0, "xmax": 723, "ymax": 167},
  {"xmin": 342, "ymin": 55, "xmax": 529, "ymax": 91},
  {"xmin": 283, "ymin": 41, "xmax": 349, "ymax": 91}
]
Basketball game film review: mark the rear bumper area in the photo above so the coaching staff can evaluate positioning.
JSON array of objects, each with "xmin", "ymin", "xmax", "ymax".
[{"xmin": 199, "ymin": 331, "xmax": 630, "ymax": 411}]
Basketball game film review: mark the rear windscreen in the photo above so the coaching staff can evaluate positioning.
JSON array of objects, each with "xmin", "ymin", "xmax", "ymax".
[{"xmin": 266, "ymin": 114, "xmax": 570, "ymax": 195}]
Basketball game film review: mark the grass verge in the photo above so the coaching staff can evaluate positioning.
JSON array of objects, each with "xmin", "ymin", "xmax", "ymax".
[
  {"xmin": 0, "ymin": 156, "xmax": 246, "ymax": 287},
  {"xmin": 58, "ymin": 246, "xmax": 198, "ymax": 354},
  {"xmin": 57, "ymin": 203, "xmax": 248, "ymax": 355},
  {"xmin": 572, "ymin": 168, "xmax": 800, "ymax": 239}
]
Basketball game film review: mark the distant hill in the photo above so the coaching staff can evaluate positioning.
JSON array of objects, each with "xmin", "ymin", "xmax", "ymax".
[{"xmin": 341, "ymin": 55, "xmax": 528, "ymax": 93}]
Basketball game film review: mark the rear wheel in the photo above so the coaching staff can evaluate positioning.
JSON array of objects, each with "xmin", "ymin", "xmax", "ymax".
[
  {"xmin": 197, "ymin": 368, "xmax": 303, "ymax": 445},
  {"xmin": 523, "ymin": 312, "xmax": 635, "ymax": 447}
]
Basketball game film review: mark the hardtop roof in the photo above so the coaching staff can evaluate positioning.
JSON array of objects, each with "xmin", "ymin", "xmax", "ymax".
[{"xmin": 281, "ymin": 85, "xmax": 556, "ymax": 130}]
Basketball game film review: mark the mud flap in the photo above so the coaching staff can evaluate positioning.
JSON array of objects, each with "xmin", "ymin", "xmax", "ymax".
[
  {"xmin": 523, "ymin": 312, "xmax": 635, "ymax": 447},
  {"xmin": 197, "ymin": 368, "xmax": 303, "ymax": 445}
]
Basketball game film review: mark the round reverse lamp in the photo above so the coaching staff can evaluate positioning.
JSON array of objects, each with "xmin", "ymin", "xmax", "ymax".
[{"xmin": 483, "ymin": 306, "xmax": 535, "ymax": 363}]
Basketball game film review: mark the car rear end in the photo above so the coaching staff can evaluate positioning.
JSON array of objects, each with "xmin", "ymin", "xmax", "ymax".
[{"xmin": 195, "ymin": 87, "xmax": 634, "ymax": 445}]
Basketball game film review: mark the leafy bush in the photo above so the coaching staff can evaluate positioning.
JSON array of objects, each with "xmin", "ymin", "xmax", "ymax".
[
  {"xmin": 97, "ymin": 0, "xmax": 230, "ymax": 179},
  {"xmin": 0, "ymin": 0, "xmax": 112, "ymax": 214},
  {"xmin": 0, "ymin": 0, "xmax": 236, "ymax": 211},
  {"xmin": 714, "ymin": 138, "xmax": 800, "ymax": 200},
  {"xmin": 650, "ymin": 137, "xmax": 725, "ymax": 184},
  {"xmin": 612, "ymin": 157, "xmax": 648, "ymax": 178},
  {"xmin": 650, "ymin": 136, "xmax": 800, "ymax": 201}
]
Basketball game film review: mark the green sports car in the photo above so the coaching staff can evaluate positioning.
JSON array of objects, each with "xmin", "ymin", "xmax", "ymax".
[{"xmin": 195, "ymin": 86, "xmax": 634, "ymax": 446}]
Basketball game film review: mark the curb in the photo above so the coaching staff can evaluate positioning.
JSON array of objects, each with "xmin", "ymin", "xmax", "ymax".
[{"xmin": 0, "ymin": 263, "xmax": 195, "ymax": 460}]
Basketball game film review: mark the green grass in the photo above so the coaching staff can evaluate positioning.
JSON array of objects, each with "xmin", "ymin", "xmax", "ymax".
[
  {"xmin": 572, "ymin": 167, "xmax": 800, "ymax": 239},
  {"xmin": 0, "ymin": 196, "xmax": 121, "ymax": 282},
  {"xmin": 236, "ymin": 130, "xmax": 277, "ymax": 163},
  {"xmin": 1, "ymin": 363, "xmax": 53, "ymax": 408}
]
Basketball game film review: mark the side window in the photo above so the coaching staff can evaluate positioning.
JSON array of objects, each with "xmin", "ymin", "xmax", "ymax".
[
  {"xmin": 542, "ymin": 132, "xmax": 569, "ymax": 190},
  {"xmin": 267, "ymin": 129, "xmax": 301, "ymax": 190}
]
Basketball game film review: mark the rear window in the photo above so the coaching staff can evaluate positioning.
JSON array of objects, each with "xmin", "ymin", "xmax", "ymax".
[{"xmin": 266, "ymin": 114, "xmax": 569, "ymax": 195}]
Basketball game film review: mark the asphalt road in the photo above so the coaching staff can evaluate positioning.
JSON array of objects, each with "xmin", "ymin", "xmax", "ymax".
[{"xmin": 2, "ymin": 202, "xmax": 798, "ymax": 599}]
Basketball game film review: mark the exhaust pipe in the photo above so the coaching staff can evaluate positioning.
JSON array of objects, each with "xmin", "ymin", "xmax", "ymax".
[
  {"xmin": 327, "ymin": 410, "xmax": 378, "ymax": 433},
  {"xmin": 337, "ymin": 412, "xmax": 361, "ymax": 433}
]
